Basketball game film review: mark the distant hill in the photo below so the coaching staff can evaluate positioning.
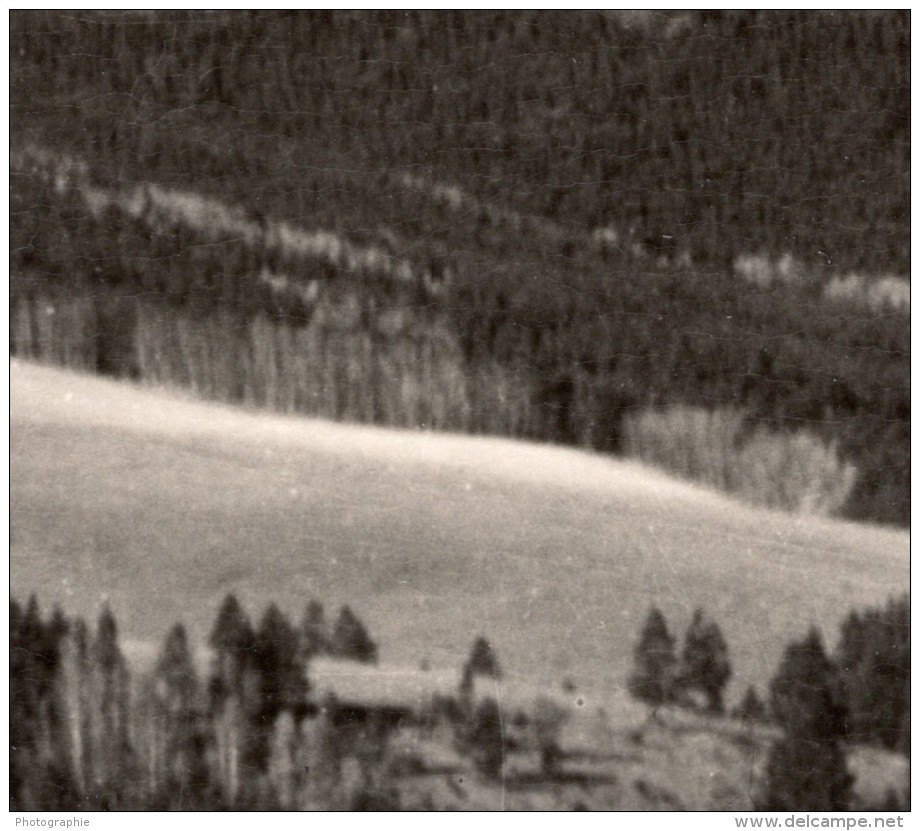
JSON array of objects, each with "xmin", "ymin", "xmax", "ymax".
[
  {"xmin": 10, "ymin": 10, "xmax": 909, "ymax": 273},
  {"xmin": 9, "ymin": 11, "xmax": 910, "ymax": 525},
  {"xmin": 11, "ymin": 361, "xmax": 908, "ymax": 704}
]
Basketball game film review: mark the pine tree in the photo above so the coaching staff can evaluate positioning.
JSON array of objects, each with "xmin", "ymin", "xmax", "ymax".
[
  {"xmin": 156, "ymin": 624, "xmax": 197, "ymax": 708},
  {"xmin": 208, "ymin": 594, "xmax": 257, "ymax": 806},
  {"xmin": 330, "ymin": 606, "xmax": 377, "ymax": 663},
  {"xmin": 42, "ymin": 606, "xmax": 79, "ymax": 808},
  {"xmin": 93, "ymin": 604, "xmax": 131, "ymax": 807},
  {"xmin": 465, "ymin": 635, "xmax": 502, "ymax": 680},
  {"xmin": 679, "ymin": 608, "xmax": 731, "ymax": 712},
  {"xmin": 210, "ymin": 594, "xmax": 255, "ymax": 656},
  {"xmin": 267, "ymin": 710, "xmax": 299, "ymax": 809},
  {"xmin": 763, "ymin": 730, "xmax": 853, "ymax": 811},
  {"xmin": 770, "ymin": 627, "xmax": 846, "ymax": 736},
  {"xmin": 251, "ymin": 604, "xmax": 306, "ymax": 769},
  {"xmin": 836, "ymin": 595, "xmax": 909, "ymax": 751},
  {"xmin": 152, "ymin": 623, "xmax": 204, "ymax": 803},
  {"xmin": 10, "ymin": 596, "xmax": 23, "ymax": 646},
  {"xmin": 60, "ymin": 618, "xmax": 93, "ymax": 800},
  {"xmin": 255, "ymin": 605, "xmax": 302, "ymax": 711},
  {"xmin": 299, "ymin": 599, "xmax": 329, "ymax": 660},
  {"xmin": 629, "ymin": 607, "xmax": 677, "ymax": 707},
  {"xmin": 469, "ymin": 697, "xmax": 505, "ymax": 779},
  {"xmin": 10, "ymin": 595, "xmax": 44, "ymax": 809},
  {"xmin": 763, "ymin": 628, "xmax": 852, "ymax": 810},
  {"xmin": 209, "ymin": 593, "xmax": 255, "ymax": 704},
  {"xmin": 734, "ymin": 685, "xmax": 767, "ymax": 723}
]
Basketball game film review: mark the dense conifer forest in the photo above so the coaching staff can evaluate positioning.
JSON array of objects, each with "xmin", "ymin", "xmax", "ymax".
[{"xmin": 9, "ymin": 11, "xmax": 910, "ymax": 525}]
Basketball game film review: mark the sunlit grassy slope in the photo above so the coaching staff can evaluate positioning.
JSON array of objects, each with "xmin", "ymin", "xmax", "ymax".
[{"xmin": 11, "ymin": 361, "xmax": 908, "ymax": 706}]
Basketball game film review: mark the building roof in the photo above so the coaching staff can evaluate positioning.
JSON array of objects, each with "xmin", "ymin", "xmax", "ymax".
[{"xmin": 309, "ymin": 657, "xmax": 463, "ymax": 712}]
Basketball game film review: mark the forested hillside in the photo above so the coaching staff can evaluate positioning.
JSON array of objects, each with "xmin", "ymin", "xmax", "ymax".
[{"xmin": 9, "ymin": 11, "xmax": 910, "ymax": 524}]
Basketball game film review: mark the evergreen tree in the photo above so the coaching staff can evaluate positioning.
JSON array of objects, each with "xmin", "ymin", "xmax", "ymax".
[
  {"xmin": 679, "ymin": 608, "xmax": 731, "ymax": 712},
  {"xmin": 299, "ymin": 599, "xmax": 329, "ymax": 659},
  {"xmin": 210, "ymin": 594, "xmax": 255, "ymax": 656},
  {"xmin": 465, "ymin": 635, "xmax": 502, "ymax": 680},
  {"xmin": 836, "ymin": 595, "xmax": 909, "ymax": 751},
  {"xmin": 250, "ymin": 604, "xmax": 306, "ymax": 769},
  {"xmin": 93, "ymin": 604, "xmax": 131, "ymax": 808},
  {"xmin": 330, "ymin": 606, "xmax": 377, "ymax": 664},
  {"xmin": 153, "ymin": 623, "xmax": 208, "ymax": 804},
  {"xmin": 469, "ymin": 697, "xmax": 505, "ymax": 779},
  {"xmin": 156, "ymin": 623, "xmax": 197, "ymax": 707},
  {"xmin": 208, "ymin": 595, "xmax": 258, "ymax": 802},
  {"xmin": 208, "ymin": 593, "xmax": 255, "ymax": 705},
  {"xmin": 20, "ymin": 594, "xmax": 45, "ymax": 670},
  {"xmin": 10, "ymin": 596, "xmax": 23, "ymax": 646},
  {"xmin": 62, "ymin": 617, "xmax": 93, "ymax": 800},
  {"xmin": 10, "ymin": 596, "xmax": 44, "ymax": 809},
  {"xmin": 770, "ymin": 627, "xmax": 846, "ymax": 736},
  {"xmin": 763, "ymin": 628, "xmax": 852, "ymax": 810},
  {"xmin": 629, "ymin": 607, "xmax": 677, "ymax": 707},
  {"xmin": 734, "ymin": 685, "xmax": 767, "ymax": 723},
  {"xmin": 763, "ymin": 730, "xmax": 853, "ymax": 811},
  {"xmin": 41, "ymin": 606, "xmax": 79, "ymax": 807}
]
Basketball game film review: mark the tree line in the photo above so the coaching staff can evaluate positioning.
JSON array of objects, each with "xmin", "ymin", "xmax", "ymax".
[
  {"xmin": 9, "ymin": 11, "xmax": 909, "ymax": 525},
  {"xmin": 11, "ymin": 591, "xmax": 909, "ymax": 810},
  {"xmin": 10, "ymin": 11, "xmax": 908, "ymax": 273},
  {"xmin": 629, "ymin": 596, "xmax": 910, "ymax": 809},
  {"xmin": 10, "ymin": 594, "xmax": 379, "ymax": 810},
  {"xmin": 10, "ymin": 592, "xmax": 527, "ymax": 810}
]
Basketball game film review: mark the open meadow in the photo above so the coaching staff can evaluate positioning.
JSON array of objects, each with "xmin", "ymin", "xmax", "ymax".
[{"xmin": 11, "ymin": 360, "xmax": 907, "ymax": 710}]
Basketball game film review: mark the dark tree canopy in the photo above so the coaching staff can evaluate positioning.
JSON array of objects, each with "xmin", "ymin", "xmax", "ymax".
[
  {"xmin": 299, "ymin": 599, "xmax": 329, "ymax": 660},
  {"xmin": 465, "ymin": 636, "xmax": 502, "ymax": 680},
  {"xmin": 209, "ymin": 593, "xmax": 255, "ymax": 655},
  {"xmin": 763, "ymin": 626, "xmax": 853, "ymax": 811},
  {"xmin": 835, "ymin": 595, "xmax": 910, "ymax": 752},
  {"xmin": 763, "ymin": 731, "xmax": 853, "ymax": 811},
  {"xmin": 156, "ymin": 623, "xmax": 198, "ymax": 705},
  {"xmin": 734, "ymin": 685, "xmax": 767, "ymax": 723},
  {"xmin": 95, "ymin": 604, "xmax": 124, "ymax": 671},
  {"xmin": 679, "ymin": 609, "xmax": 731, "ymax": 712},
  {"xmin": 469, "ymin": 697, "xmax": 505, "ymax": 779},
  {"xmin": 254, "ymin": 604, "xmax": 305, "ymax": 711},
  {"xmin": 770, "ymin": 627, "xmax": 846, "ymax": 738},
  {"xmin": 8, "ymin": 11, "xmax": 910, "ymax": 528},
  {"xmin": 330, "ymin": 605, "xmax": 378, "ymax": 664},
  {"xmin": 629, "ymin": 607, "xmax": 677, "ymax": 707}
]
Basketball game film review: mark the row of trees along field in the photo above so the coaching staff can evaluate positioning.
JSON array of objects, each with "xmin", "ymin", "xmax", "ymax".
[
  {"xmin": 629, "ymin": 598, "xmax": 910, "ymax": 810},
  {"xmin": 9, "ymin": 11, "xmax": 909, "ymax": 525},
  {"xmin": 629, "ymin": 598, "xmax": 910, "ymax": 758},
  {"xmin": 11, "ymin": 594, "xmax": 909, "ymax": 810},
  {"xmin": 10, "ymin": 593, "xmax": 383, "ymax": 810}
]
